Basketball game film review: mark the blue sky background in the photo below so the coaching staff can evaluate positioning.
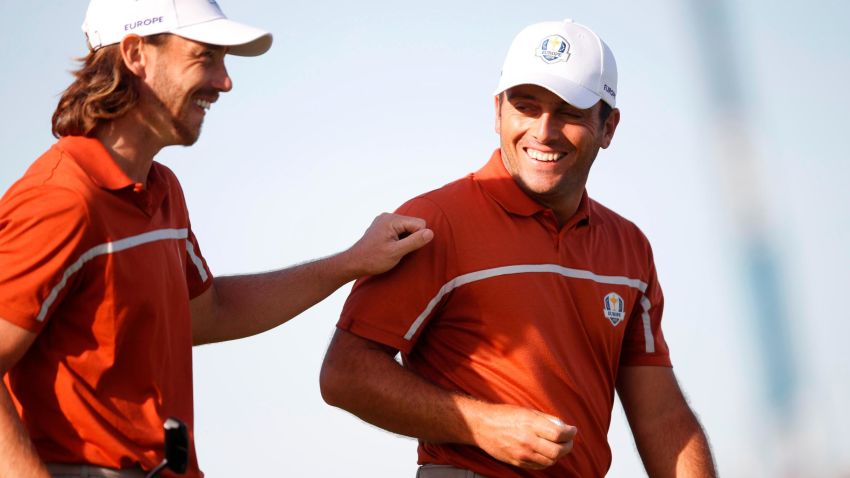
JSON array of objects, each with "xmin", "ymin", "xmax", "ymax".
[{"xmin": 1, "ymin": 1, "xmax": 848, "ymax": 476}]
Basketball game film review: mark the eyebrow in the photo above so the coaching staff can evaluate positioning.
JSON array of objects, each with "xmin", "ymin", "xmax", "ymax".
[
  {"xmin": 505, "ymin": 92, "xmax": 536, "ymax": 101},
  {"xmin": 506, "ymin": 92, "xmax": 585, "ymax": 114},
  {"xmin": 557, "ymin": 103, "xmax": 585, "ymax": 114},
  {"xmin": 189, "ymin": 41, "xmax": 227, "ymax": 53}
]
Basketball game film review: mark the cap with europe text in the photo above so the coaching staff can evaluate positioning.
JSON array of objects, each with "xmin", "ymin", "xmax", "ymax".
[{"xmin": 82, "ymin": 0, "xmax": 272, "ymax": 57}]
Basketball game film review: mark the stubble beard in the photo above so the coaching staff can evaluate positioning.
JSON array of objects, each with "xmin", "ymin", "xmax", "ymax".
[
  {"xmin": 173, "ymin": 113, "xmax": 201, "ymax": 146},
  {"xmin": 148, "ymin": 67, "xmax": 202, "ymax": 147}
]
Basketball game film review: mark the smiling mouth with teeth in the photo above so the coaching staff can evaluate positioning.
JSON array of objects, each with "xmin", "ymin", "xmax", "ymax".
[
  {"xmin": 194, "ymin": 99, "xmax": 212, "ymax": 111},
  {"xmin": 526, "ymin": 148, "xmax": 564, "ymax": 162}
]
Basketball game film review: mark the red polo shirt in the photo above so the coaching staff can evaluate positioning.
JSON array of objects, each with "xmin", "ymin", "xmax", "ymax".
[
  {"xmin": 0, "ymin": 136, "xmax": 211, "ymax": 476},
  {"xmin": 339, "ymin": 150, "xmax": 671, "ymax": 477}
]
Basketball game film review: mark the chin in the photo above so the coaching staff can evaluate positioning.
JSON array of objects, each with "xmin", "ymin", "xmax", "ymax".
[
  {"xmin": 174, "ymin": 122, "xmax": 202, "ymax": 146},
  {"xmin": 524, "ymin": 179, "xmax": 563, "ymax": 194},
  {"xmin": 179, "ymin": 134, "xmax": 201, "ymax": 146}
]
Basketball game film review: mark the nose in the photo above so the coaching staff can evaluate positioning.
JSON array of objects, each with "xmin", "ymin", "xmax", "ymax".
[
  {"xmin": 213, "ymin": 61, "xmax": 233, "ymax": 93},
  {"xmin": 532, "ymin": 113, "xmax": 560, "ymax": 143}
]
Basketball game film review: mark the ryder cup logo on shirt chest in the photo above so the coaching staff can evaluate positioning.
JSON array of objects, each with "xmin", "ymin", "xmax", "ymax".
[{"xmin": 602, "ymin": 292, "xmax": 625, "ymax": 326}]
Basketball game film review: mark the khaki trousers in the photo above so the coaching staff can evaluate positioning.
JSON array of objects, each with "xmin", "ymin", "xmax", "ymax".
[
  {"xmin": 47, "ymin": 464, "xmax": 146, "ymax": 478},
  {"xmin": 416, "ymin": 464, "xmax": 491, "ymax": 478}
]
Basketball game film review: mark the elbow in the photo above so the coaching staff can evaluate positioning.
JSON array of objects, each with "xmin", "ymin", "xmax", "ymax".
[
  {"xmin": 320, "ymin": 329, "xmax": 393, "ymax": 410},
  {"xmin": 319, "ymin": 349, "xmax": 347, "ymax": 408},
  {"xmin": 319, "ymin": 328, "xmax": 362, "ymax": 408}
]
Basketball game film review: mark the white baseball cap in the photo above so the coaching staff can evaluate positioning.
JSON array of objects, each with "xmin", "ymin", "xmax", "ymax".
[
  {"xmin": 494, "ymin": 19, "xmax": 617, "ymax": 109},
  {"xmin": 82, "ymin": 0, "xmax": 272, "ymax": 57}
]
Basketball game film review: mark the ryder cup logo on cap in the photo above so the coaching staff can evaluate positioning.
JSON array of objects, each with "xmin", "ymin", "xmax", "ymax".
[
  {"xmin": 495, "ymin": 19, "xmax": 617, "ymax": 109},
  {"xmin": 535, "ymin": 35, "xmax": 570, "ymax": 63},
  {"xmin": 82, "ymin": 0, "xmax": 272, "ymax": 57}
]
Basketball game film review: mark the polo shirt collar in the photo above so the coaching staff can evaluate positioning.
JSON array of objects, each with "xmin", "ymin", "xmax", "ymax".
[
  {"xmin": 57, "ymin": 136, "xmax": 169, "ymax": 217},
  {"xmin": 474, "ymin": 149, "xmax": 593, "ymax": 226},
  {"xmin": 57, "ymin": 136, "xmax": 136, "ymax": 191}
]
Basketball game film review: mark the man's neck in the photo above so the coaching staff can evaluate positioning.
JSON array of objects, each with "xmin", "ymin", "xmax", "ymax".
[
  {"xmin": 95, "ymin": 113, "xmax": 165, "ymax": 184},
  {"xmin": 541, "ymin": 191, "xmax": 582, "ymax": 228},
  {"xmin": 526, "ymin": 181, "xmax": 587, "ymax": 228}
]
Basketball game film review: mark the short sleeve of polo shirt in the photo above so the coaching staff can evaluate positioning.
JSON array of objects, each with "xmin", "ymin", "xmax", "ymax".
[
  {"xmin": 338, "ymin": 197, "xmax": 454, "ymax": 354},
  {"xmin": 0, "ymin": 186, "xmax": 90, "ymax": 332},
  {"xmin": 184, "ymin": 221, "xmax": 212, "ymax": 299},
  {"xmin": 620, "ymin": 241, "xmax": 671, "ymax": 367},
  {"xmin": 152, "ymin": 162, "xmax": 212, "ymax": 299}
]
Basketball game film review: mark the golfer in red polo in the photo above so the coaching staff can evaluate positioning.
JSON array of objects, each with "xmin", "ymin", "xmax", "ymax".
[
  {"xmin": 320, "ymin": 19, "xmax": 716, "ymax": 478},
  {"xmin": 0, "ymin": 1, "xmax": 432, "ymax": 477}
]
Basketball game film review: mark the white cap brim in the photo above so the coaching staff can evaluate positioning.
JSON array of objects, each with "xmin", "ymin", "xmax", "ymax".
[
  {"xmin": 495, "ymin": 71, "xmax": 601, "ymax": 110},
  {"xmin": 173, "ymin": 18, "xmax": 272, "ymax": 56}
]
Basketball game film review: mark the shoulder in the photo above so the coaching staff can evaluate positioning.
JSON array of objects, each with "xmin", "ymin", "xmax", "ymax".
[
  {"xmin": 0, "ymin": 183, "xmax": 91, "ymax": 244},
  {"xmin": 150, "ymin": 161, "xmax": 190, "ymax": 206},
  {"xmin": 396, "ymin": 174, "xmax": 478, "ymax": 219},
  {"xmin": 587, "ymin": 197, "xmax": 658, "ymax": 273},
  {"xmin": 1, "ymin": 152, "xmax": 92, "ymax": 224},
  {"xmin": 0, "ymin": 144, "xmax": 103, "ymax": 240},
  {"xmin": 589, "ymin": 197, "xmax": 652, "ymax": 245},
  {"xmin": 5, "ymin": 141, "xmax": 100, "ymax": 203},
  {"xmin": 151, "ymin": 161, "xmax": 178, "ymax": 181},
  {"xmin": 150, "ymin": 161, "xmax": 184, "ymax": 190},
  {"xmin": 9, "ymin": 143, "xmax": 80, "ymax": 187}
]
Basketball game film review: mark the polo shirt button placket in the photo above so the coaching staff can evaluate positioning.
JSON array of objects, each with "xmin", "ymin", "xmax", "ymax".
[
  {"xmin": 131, "ymin": 183, "xmax": 155, "ymax": 215},
  {"xmin": 538, "ymin": 209, "xmax": 560, "ymax": 245}
]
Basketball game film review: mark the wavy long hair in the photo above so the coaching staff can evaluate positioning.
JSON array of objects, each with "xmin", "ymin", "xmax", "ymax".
[{"xmin": 51, "ymin": 35, "xmax": 166, "ymax": 138}]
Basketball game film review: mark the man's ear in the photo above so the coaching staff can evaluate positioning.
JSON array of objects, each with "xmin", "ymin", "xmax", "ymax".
[
  {"xmin": 600, "ymin": 107, "xmax": 620, "ymax": 149},
  {"xmin": 494, "ymin": 94, "xmax": 502, "ymax": 135},
  {"xmin": 119, "ymin": 35, "xmax": 148, "ymax": 78}
]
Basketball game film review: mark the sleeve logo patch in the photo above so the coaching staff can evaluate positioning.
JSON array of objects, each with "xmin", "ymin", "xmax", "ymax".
[{"xmin": 603, "ymin": 292, "xmax": 625, "ymax": 326}]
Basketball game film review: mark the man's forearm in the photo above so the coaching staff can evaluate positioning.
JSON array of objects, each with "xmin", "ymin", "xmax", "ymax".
[
  {"xmin": 194, "ymin": 253, "xmax": 356, "ymax": 345},
  {"xmin": 633, "ymin": 405, "xmax": 716, "ymax": 478},
  {"xmin": 192, "ymin": 212, "xmax": 434, "ymax": 345},
  {"xmin": 0, "ymin": 384, "xmax": 50, "ymax": 478},
  {"xmin": 617, "ymin": 366, "xmax": 717, "ymax": 478},
  {"xmin": 319, "ymin": 329, "xmax": 576, "ymax": 470},
  {"xmin": 320, "ymin": 329, "xmax": 482, "ymax": 444},
  {"xmin": 673, "ymin": 422, "xmax": 716, "ymax": 478}
]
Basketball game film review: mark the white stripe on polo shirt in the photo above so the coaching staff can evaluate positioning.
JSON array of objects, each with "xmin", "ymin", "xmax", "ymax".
[
  {"xmin": 403, "ymin": 263, "xmax": 656, "ymax": 353},
  {"xmin": 36, "ymin": 228, "xmax": 207, "ymax": 322}
]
